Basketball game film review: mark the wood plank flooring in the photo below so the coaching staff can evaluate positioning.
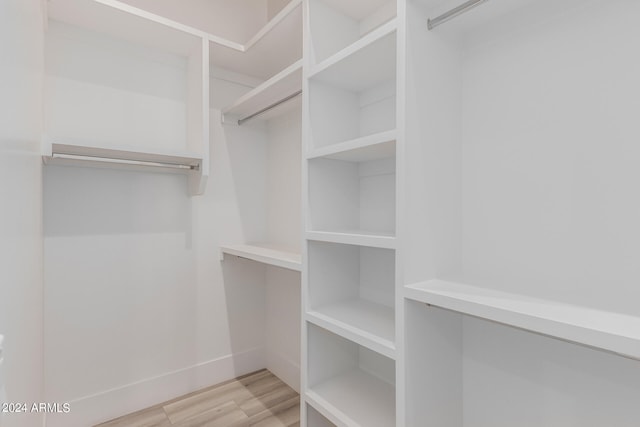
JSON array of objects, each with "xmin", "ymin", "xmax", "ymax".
[{"xmin": 95, "ymin": 370, "xmax": 300, "ymax": 427}]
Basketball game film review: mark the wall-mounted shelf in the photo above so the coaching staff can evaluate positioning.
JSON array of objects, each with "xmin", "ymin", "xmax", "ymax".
[
  {"xmin": 220, "ymin": 244, "xmax": 302, "ymax": 272},
  {"xmin": 222, "ymin": 60, "xmax": 303, "ymax": 125},
  {"xmin": 42, "ymin": 141, "xmax": 206, "ymax": 195},
  {"xmin": 405, "ymin": 279, "xmax": 640, "ymax": 361},
  {"xmin": 307, "ymin": 299, "xmax": 395, "ymax": 359},
  {"xmin": 209, "ymin": 0, "xmax": 302, "ymax": 81},
  {"xmin": 306, "ymin": 231, "xmax": 396, "ymax": 249}
]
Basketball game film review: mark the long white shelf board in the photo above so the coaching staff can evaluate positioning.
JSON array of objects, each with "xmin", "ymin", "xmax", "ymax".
[
  {"xmin": 209, "ymin": 0, "xmax": 302, "ymax": 80},
  {"xmin": 307, "ymin": 299, "xmax": 395, "ymax": 359},
  {"xmin": 405, "ymin": 279, "xmax": 640, "ymax": 360},
  {"xmin": 309, "ymin": 18, "xmax": 397, "ymax": 92},
  {"xmin": 306, "ymin": 369, "xmax": 396, "ymax": 427},
  {"xmin": 306, "ymin": 230, "xmax": 396, "ymax": 249},
  {"xmin": 44, "ymin": 142, "xmax": 202, "ymax": 167},
  {"xmin": 47, "ymin": 0, "xmax": 213, "ymax": 56},
  {"xmin": 222, "ymin": 60, "xmax": 303, "ymax": 124},
  {"xmin": 220, "ymin": 244, "xmax": 302, "ymax": 272},
  {"xmin": 308, "ymin": 130, "xmax": 397, "ymax": 162}
]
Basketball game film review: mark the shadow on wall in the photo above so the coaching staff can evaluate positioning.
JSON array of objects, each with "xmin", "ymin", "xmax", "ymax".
[{"xmin": 42, "ymin": 165, "xmax": 200, "ymax": 405}]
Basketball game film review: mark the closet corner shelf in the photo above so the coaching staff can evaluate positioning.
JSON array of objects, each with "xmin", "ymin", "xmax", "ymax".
[
  {"xmin": 308, "ymin": 18, "xmax": 397, "ymax": 90},
  {"xmin": 209, "ymin": 0, "xmax": 302, "ymax": 80},
  {"xmin": 307, "ymin": 130, "xmax": 397, "ymax": 161},
  {"xmin": 222, "ymin": 60, "xmax": 303, "ymax": 125},
  {"xmin": 306, "ymin": 369, "xmax": 396, "ymax": 427},
  {"xmin": 306, "ymin": 230, "xmax": 396, "ymax": 249},
  {"xmin": 306, "ymin": 300, "xmax": 395, "ymax": 359},
  {"xmin": 404, "ymin": 279, "xmax": 640, "ymax": 361},
  {"xmin": 220, "ymin": 244, "xmax": 302, "ymax": 272}
]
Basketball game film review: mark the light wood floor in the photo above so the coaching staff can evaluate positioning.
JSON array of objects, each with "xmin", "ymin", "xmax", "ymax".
[{"xmin": 95, "ymin": 370, "xmax": 300, "ymax": 427}]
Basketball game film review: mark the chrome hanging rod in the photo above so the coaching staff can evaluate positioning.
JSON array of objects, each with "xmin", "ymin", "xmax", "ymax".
[
  {"xmin": 238, "ymin": 90, "xmax": 302, "ymax": 125},
  {"xmin": 427, "ymin": 0, "xmax": 489, "ymax": 30},
  {"xmin": 51, "ymin": 153, "xmax": 199, "ymax": 170}
]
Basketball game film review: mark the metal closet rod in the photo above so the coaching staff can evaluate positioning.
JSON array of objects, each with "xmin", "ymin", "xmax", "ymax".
[
  {"xmin": 427, "ymin": 0, "xmax": 489, "ymax": 30},
  {"xmin": 52, "ymin": 153, "xmax": 199, "ymax": 170},
  {"xmin": 238, "ymin": 90, "xmax": 302, "ymax": 125}
]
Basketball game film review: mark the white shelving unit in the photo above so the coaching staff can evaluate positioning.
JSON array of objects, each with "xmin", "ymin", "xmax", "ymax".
[
  {"xmin": 220, "ymin": 244, "xmax": 302, "ymax": 272},
  {"xmin": 44, "ymin": 0, "xmax": 210, "ymax": 195},
  {"xmin": 303, "ymin": 0, "xmax": 640, "ymax": 426},
  {"xmin": 303, "ymin": 1, "xmax": 399, "ymax": 424}
]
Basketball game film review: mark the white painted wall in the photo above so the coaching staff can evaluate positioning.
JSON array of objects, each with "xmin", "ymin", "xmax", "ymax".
[
  {"xmin": 459, "ymin": 0, "xmax": 640, "ymax": 316},
  {"xmin": 0, "ymin": 1, "xmax": 44, "ymax": 427},
  {"xmin": 120, "ymin": 0, "xmax": 270, "ymax": 43}
]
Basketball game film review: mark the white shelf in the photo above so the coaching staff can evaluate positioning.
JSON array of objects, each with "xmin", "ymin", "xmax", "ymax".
[
  {"xmin": 209, "ymin": 0, "xmax": 302, "ymax": 80},
  {"xmin": 47, "ymin": 0, "xmax": 209, "ymax": 56},
  {"xmin": 44, "ymin": 141, "xmax": 201, "ymax": 167},
  {"xmin": 222, "ymin": 60, "xmax": 303, "ymax": 125},
  {"xmin": 307, "ymin": 299, "xmax": 395, "ymax": 359},
  {"xmin": 220, "ymin": 244, "xmax": 302, "ymax": 272},
  {"xmin": 309, "ymin": 19, "xmax": 397, "ymax": 91},
  {"xmin": 405, "ymin": 279, "xmax": 640, "ymax": 360},
  {"xmin": 307, "ymin": 230, "xmax": 396, "ymax": 249},
  {"xmin": 307, "ymin": 130, "xmax": 396, "ymax": 161},
  {"xmin": 306, "ymin": 369, "xmax": 395, "ymax": 427}
]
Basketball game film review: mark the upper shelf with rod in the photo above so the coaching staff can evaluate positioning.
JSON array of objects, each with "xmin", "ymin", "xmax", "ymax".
[
  {"xmin": 221, "ymin": 60, "xmax": 303, "ymax": 126},
  {"xmin": 44, "ymin": 0, "xmax": 210, "ymax": 196}
]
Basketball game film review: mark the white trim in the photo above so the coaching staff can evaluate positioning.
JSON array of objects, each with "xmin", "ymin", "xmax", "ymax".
[{"xmin": 44, "ymin": 347, "xmax": 265, "ymax": 427}]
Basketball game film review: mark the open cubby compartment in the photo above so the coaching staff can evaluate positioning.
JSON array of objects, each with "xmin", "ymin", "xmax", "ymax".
[
  {"xmin": 403, "ymin": 0, "xmax": 640, "ymax": 314},
  {"xmin": 404, "ymin": 299, "xmax": 640, "ymax": 427},
  {"xmin": 308, "ymin": 0, "xmax": 397, "ymax": 65},
  {"xmin": 307, "ymin": 241, "xmax": 395, "ymax": 357},
  {"xmin": 44, "ymin": 0, "xmax": 208, "ymax": 180},
  {"xmin": 306, "ymin": 323, "xmax": 396, "ymax": 427},
  {"xmin": 308, "ymin": 151, "xmax": 396, "ymax": 238},
  {"xmin": 308, "ymin": 29, "xmax": 396, "ymax": 149},
  {"xmin": 307, "ymin": 404, "xmax": 337, "ymax": 427}
]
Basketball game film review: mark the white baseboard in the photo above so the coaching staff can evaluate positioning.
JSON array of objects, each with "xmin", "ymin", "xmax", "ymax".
[
  {"xmin": 266, "ymin": 349, "xmax": 300, "ymax": 393},
  {"xmin": 45, "ymin": 347, "xmax": 265, "ymax": 427}
]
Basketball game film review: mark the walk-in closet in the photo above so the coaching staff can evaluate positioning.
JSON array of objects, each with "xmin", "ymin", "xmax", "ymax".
[{"xmin": 1, "ymin": 0, "xmax": 639, "ymax": 426}]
